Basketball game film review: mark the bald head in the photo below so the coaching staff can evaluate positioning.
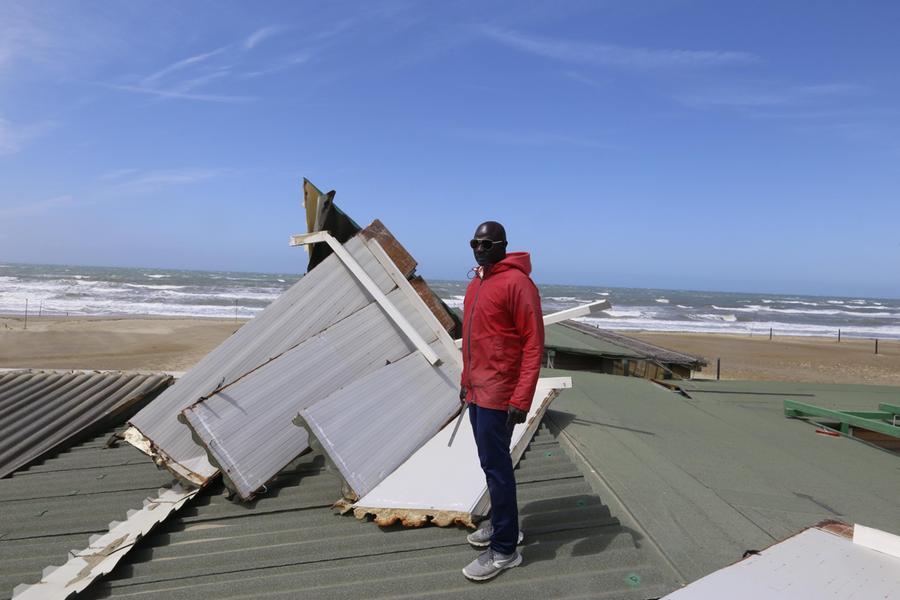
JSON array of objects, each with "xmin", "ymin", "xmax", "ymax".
[{"xmin": 471, "ymin": 221, "xmax": 507, "ymax": 266}]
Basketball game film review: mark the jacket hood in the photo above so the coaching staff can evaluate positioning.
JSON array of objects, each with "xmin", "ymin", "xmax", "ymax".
[{"xmin": 489, "ymin": 251, "xmax": 532, "ymax": 276}]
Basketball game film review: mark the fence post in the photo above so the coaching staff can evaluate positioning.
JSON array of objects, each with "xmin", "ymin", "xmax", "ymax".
[
  {"xmin": 716, "ymin": 358, "xmax": 721, "ymax": 380},
  {"xmin": 769, "ymin": 327, "xmax": 773, "ymax": 341},
  {"xmin": 875, "ymin": 339, "xmax": 879, "ymax": 355},
  {"xmin": 838, "ymin": 328, "xmax": 841, "ymax": 343}
]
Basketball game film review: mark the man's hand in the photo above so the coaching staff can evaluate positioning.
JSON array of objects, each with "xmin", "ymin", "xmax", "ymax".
[
  {"xmin": 506, "ymin": 406, "xmax": 527, "ymax": 428},
  {"xmin": 459, "ymin": 387, "xmax": 467, "ymax": 409}
]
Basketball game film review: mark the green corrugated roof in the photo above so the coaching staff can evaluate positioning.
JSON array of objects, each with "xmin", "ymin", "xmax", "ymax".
[
  {"xmin": 545, "ymin": 369, "xmax": 900, "ymax": 584},
  {"xmin": 2, "ymin": 421, "xmax": 679, "ymax": 600},
  {"xmin": 544, "ymin": 324, "xmax": 643, "ymax": 358}
]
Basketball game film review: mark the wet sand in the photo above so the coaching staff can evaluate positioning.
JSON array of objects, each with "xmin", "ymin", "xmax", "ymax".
[{"xmin": 1, "ymin": 316, "xmax": 898, "ymax": 385}]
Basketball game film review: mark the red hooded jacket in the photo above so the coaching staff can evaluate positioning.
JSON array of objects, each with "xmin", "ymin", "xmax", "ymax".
[{"xmin": 460, "ymin": 252, "xmax": 544, "ymax": 412}]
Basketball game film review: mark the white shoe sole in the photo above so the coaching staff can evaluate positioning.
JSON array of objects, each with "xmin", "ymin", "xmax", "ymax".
[
  {"xmin": 462, "ymin": 553, "xmax": 523, "ymax": 581},
  {"xmin": 467, "ymin": 530, "xmax": 525, "ymax": 548}
]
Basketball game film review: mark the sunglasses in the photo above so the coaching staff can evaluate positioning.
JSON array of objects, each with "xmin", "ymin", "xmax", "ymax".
[{"xmin": 469, "ymin": 238, "xmax": 507, "ymax": 250}]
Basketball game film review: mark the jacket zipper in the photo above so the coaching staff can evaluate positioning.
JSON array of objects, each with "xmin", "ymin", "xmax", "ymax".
[{"xmin": 465, "ymin": 274, "xmax": 484, "ymax": 404}]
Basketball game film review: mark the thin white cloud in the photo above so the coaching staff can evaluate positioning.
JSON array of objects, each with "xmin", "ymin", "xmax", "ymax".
[
  {"xmin": 241, "ymin": 53, "xmax": 310, "ymax": 78},
  {"xmin": 244, "ymin": 26, "xmax": 283, "ymax": 50},
  {"xmin": 141, "ymin": 46, "xmax": 230, "ymax": 86},
  {"xmin": 0, "ymin": 117, "xmax": 54, "ymax": 155},
  {"xmin": 676, "ymin": 82, "xmax": 867, "ymax": 109},
  {"xmin": 98, "ymin": 168, "xmax": 140, "ymax": 181},
  {"xmin": 451, "ymin": 127, "xmax": 615, "ymax": 149},
  {"xmin": 0, "ymin": 195, "xmax": 72, "ymax": 218},
  {"xmin": 476, "ymin": 25, "xmax": 759, "ymax": 69},
  {"xmin": 104, "ymin": 167, "xmax": 227, "ymax": 194},
  {"xmin": 105, "ymin": 83, "xmax": 255, "ymax": 104}
]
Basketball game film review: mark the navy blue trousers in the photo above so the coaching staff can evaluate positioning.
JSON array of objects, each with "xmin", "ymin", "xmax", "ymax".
[{"xmin": 469, "ymin": 404, "xmax": 519, "ymax": 554}]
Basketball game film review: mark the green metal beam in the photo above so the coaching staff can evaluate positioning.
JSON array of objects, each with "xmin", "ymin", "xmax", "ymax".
[
  {"xmin": 784, "ymin": 399, "xmax": 900, "ymax": 439},
  {"xmin": 878, "ymin": 403, "xmax": 900, "ymax": 415}
]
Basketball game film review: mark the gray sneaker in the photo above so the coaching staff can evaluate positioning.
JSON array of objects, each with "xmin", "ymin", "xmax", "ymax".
[
  {"xmin": 462, "ymin": 548, "xmax": 523, "ymax": 581},
  {"xmin": 466, "ymin": 524, "xmax": 525, "ymax": 548}
]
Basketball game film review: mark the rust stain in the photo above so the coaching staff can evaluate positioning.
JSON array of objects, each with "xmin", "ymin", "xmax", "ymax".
[
  {"xmin": 352, "ymin": 507, "xmax": 476, "ymax": 529},
  {"xmin": 66, "ymin": 534, "xmax": 129, "ymax": 586}
]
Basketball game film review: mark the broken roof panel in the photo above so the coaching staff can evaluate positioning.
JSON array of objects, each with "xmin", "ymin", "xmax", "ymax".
[
  {"xmin": 0, "ymin": 370, "xmax": 171, "ymax": 479},
  {"xmin": 297, "ymin": 340, "xmax": 459, "ymax": 500},
  {"xmin": 0, "ymin": 426, "xmax": 178, "ymax": 600},
  {"xmin": 128, "ymin": 234, "xmax": 397, "ymax": 486},
  {"xmin": 352, "ymin": 377, "xmax": 571, "ymax": 528},
  {"xmin": 182, "ymin": 287, "xmax": 446, "ymax": 500},
  {"xmin": 180, "ymin": 229, "xmax": 461, "ymax": 500}
]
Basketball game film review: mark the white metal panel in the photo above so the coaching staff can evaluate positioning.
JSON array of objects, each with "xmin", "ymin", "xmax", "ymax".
[
  {"xmin": 352, "ymin": 377, "xmax": 571, "ymax": 527},
  {"xmin": 298, "ymin": 340, "xmax": 460, "ymax": 500},
  {"xmin": 853, "ymin": 523, "xmax": 900, "ymax": 559},
  {"xmin": 181, "ymin": 287, "xmax": 439, "ymax": 499},
  {"xmin": 128, "ymin": 236, "xmax": 394, "ymax": 485},
  {"xmin": 12, "ymin": 484, "xmax": 197, "ymax": 600},
  {"xmin": 662, "ymin": 526, "xmax": 900, "ymax": 599}
]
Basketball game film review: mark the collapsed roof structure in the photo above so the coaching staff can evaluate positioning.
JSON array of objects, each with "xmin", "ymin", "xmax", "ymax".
[{"xmin": 3, "ymin": 180, "xmax": 898, "ymax": 599}]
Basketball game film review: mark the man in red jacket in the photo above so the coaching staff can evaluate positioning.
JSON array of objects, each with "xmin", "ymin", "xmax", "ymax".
[{"xmin": 460, "ymin": 221, "xmax": 544, "ymax": 581}]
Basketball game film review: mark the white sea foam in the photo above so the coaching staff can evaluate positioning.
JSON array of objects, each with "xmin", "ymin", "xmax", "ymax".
[
  {"xmin": 676, "ymin": 305, "xmax": 691, "ymax": 309},
  {"xmin": 442, "ymin": 295, "xmax": 465, "ymax": 309},
  {"xmin": 655, "ymin": 298, "xmax": 669, "ymax": 304},
  {"xmin": 606, "ymin": 309, "xmax": 646, "ymax": 318},
  {"xmin": 694, "ymin": 313, "xmax": 737, "ymax": 322},
  {"xmin": 596, "ymin": 292, "xmax": 610, "ymax": 296},
  {"xmin": 144, "ymin": 274, "xmax": 170, "ymax": 279},
  {"xmin": 575, "ymin": 316, "xmax": 900, "ymax": 339},
  {"xmin": 125, "ymin": 283, "xmax": 187, "ymax": 290}
]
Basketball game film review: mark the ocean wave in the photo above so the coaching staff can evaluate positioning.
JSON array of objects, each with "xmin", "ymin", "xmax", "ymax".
[
  {"xmin": 605, "ymin": 309, "xmax": 647, "ymax": 318},
  {"xmin": 125, "ymin": 283, "xmax": 187, "ymax": 290},
  {"xmin": 693, "ymin": 313, "xmax": 737, "ymax": 322},
  {"xmin": 144, "ymin": 274, "xmax": 171, "ymax": 279},
  {"xmin": 574, "ymin": 316, "xmax": 900, "ymax": 339},
  {"xmin": 655, "ymin": 298, "xmax": 669, "ymax": 304},
  {"xmin": 548, "ymin": 296, "xmax": 579, "ymax": 302},
  {"xmin": 596, "ymin": 292, "xmax": 610, "ymax": 296},
  {"xmin": 676, "ymin": 305, "xmax": 691, "ymax": 309}
]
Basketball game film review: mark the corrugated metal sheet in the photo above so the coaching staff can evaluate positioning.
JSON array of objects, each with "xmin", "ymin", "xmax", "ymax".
[
  {"xmin": 128, "ymin": 235, "xmax": 395, "ymax": 486},
  {"xmin": 298, "ymin": 341, "xmax": 459, "ymax": 500},
  {"xmin": 12, "ymin": 484, "xmax": 197, "ymax": 600},
  {"xmin": 351, "ymin": 377, "xmax": 571, "ymax": 527},
  {"xmin": 66, "ymin": 423, "xmax": 677, "ymax": 600},
  {"xmin": 662, "ymin": 524, "xmax": 900, "ymax": 599},
  {"xmin": 0, "ymin": 428, "xmax": 178, "ymax": 600},
  {"xmin": 559, "ymin": 322, "xmax": 707, "ymax": 368},
  {"xmin": 182, "ymin": 288, "xmax": 444, "ymax": 500},
  {"xmin": 0, "ymin": 370, "xmax": 171, "ymax": 478}
]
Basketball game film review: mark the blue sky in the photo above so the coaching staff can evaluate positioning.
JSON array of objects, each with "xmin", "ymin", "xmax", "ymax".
[{"xmin": 1, "ymin": 0, "xmax": 898, "ymax": 297}]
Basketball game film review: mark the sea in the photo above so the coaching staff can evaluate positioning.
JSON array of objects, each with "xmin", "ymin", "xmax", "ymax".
[{"xmin": 2, "ymin": 263, "xmax": 899, "ymax": 340}]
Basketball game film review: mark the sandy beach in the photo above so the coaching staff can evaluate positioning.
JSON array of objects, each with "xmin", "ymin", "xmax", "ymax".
[
  {"xmin": 1, "ymin": 315, "xmax": 897, "ymax": 385},
  {"xmin": 0, "ymin": 316, "xmax": 247, "ymax": 372},
  {"xmin": 632, "ymin": 331, "xmax": 900, "ymax": 385}
]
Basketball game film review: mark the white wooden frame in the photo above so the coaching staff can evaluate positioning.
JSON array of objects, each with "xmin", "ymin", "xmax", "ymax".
[{"xmin": 291, "ymin": 231, "xmax": 440, "ymax": 366}]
